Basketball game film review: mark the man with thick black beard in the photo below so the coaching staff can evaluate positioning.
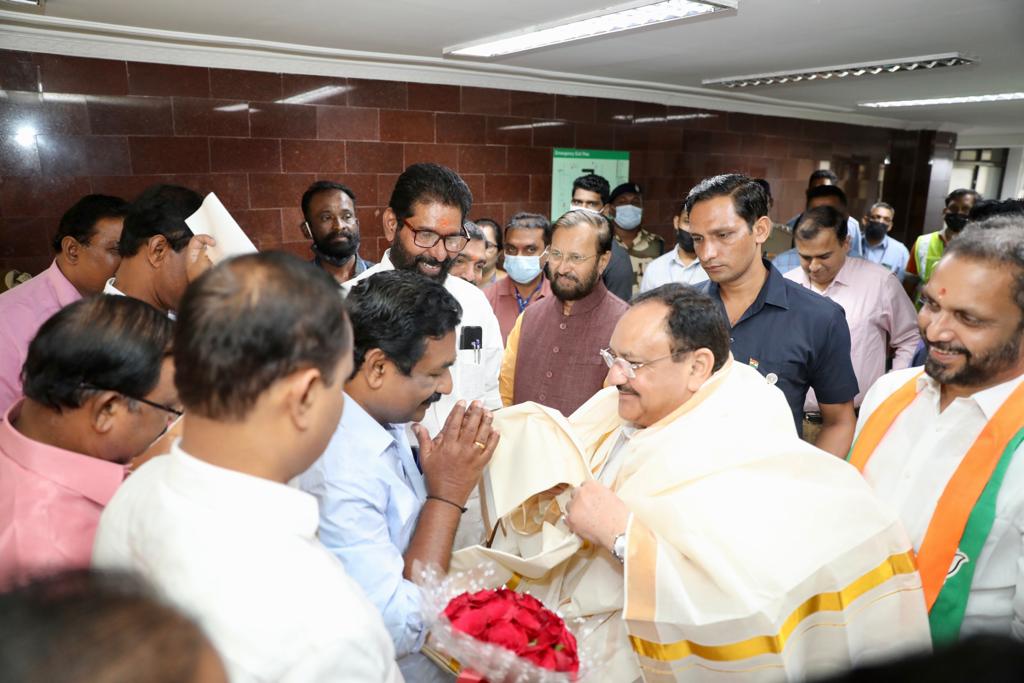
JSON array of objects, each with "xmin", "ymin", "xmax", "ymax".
[
  {"xmin": 500, "ymin": 209, "xmax": 628, "ymax": 416},
  {"xmin": 344, "ymin": 164, "xmax": 502, "ymax": 438},
  {"xmin": 300, "ymin": 181, "xmax": 373, "ymax": 284},
  {"xmin": 849, "ymin": 219, "xmax": 1024, "ymax": 644}
]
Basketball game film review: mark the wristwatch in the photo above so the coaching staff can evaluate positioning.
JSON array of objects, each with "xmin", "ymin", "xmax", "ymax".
[{"xmin": 611, "ymin": 532, "xmax": 627, "ymax": 564}]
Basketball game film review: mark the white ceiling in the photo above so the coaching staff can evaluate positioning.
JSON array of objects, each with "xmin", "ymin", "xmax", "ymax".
[{"xmin": 6, "ymin": 0, "xmax": 1024, "ymax": 136}]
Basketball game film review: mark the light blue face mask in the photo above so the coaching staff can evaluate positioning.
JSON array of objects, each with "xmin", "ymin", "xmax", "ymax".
[
  {"xmin": 614, "ymin": 204, "xmax": 643, "ymax": 230},
  {"xmin": 503, "ymin": 255, "xmax": 543, "ymax": 284}
]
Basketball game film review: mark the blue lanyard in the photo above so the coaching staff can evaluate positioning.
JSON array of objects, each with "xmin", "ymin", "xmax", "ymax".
[{"xmin": 513, "ymin": 279, "xmax": 543, "ymax": 313}]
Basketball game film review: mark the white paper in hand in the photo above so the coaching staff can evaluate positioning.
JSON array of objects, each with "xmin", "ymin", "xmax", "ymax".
[{"xmin": 185, "ymin": 193, "xmax": 257, "ymax": 263}]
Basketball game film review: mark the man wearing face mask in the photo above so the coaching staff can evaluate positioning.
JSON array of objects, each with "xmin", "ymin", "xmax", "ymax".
[
  {"xmin": 300, "ymin": 181, "xmax": 373, "ymax": 284},
  {"xmin": 639, "ymin": 205, "xmax": 708, "ymax": 292},
  {"xmin": 609, "ymin": 183, "xmax": 664, "ymax": 297},
  {"xmin": 500, "ymin": 210, "xmax": 628, "ymax": 416},
  {"xmin": 484, "ymin": 212, "xmax": 553, "ymax": 343},
  {"xmin": 905, "ymin": 189, "xmax": 981, "ymax": 305},
  {"xmin": 861, "ymin": 202, "xmax": 910, "ymax": 281}
]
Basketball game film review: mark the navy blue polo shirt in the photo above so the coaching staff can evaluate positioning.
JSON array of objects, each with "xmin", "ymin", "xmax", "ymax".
[{"xmin": 699, "ymin": 260, "xmax": 858, "ymax": 435}]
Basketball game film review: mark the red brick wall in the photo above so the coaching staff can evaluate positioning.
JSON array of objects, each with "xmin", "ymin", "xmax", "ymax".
[{"xmin": 1, "ymin": 49, "xmax": 896, "ymax": 274}]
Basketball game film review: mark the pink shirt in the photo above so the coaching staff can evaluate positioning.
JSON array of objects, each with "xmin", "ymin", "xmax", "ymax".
[
  {"xmin": 784, "ymin": 257, "xmax": 921, "ymax": 409},
  {"xmin": 0, "ymin": 401, "xmax": 126, "ymax": 587},
  {"xmin": 0, "ymin": 260, "xmax": 82, "ymax": 414},
  {"xmin": 484, "ymin": 276, "xmax": 553, "ymax": 344}
]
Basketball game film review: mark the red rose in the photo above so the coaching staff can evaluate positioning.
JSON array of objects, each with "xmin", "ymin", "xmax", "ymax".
[{"xmin": 483, "ymin": 620, "xmax": 530, "ymax": 653}]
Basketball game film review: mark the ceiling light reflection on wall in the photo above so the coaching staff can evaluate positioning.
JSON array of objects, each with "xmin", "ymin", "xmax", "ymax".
[
  {"xmin": 612, "ymin": 113, "xmax": 716, "ymax": 123},
  {"xmin": 702, "ymin": 53, "xmax": 974, "ymax": 89},
  {"xmin": 276, "ymin": 85, "xmax": 350, "ymax": 105},
  {"xmin": 14, "ymin": 125, "xmax": 37, "ymax": 148},
  {"xmin": 860, "ymin": 92, "xmax": 1024, "ymax": 108},
  {"xmin": 496, "ymin": 121, "xmax": 566, "ymax": 131},
  {"xmin": 446, "ymin": 0, "xmax": 736, "ymax": 59}
]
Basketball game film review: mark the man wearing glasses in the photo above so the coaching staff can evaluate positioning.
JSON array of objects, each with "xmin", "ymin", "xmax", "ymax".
[
  {"xmin": 500, "ymin": 209, "xmax": 628, "ymax": 416},
  {"xmin": 0, "ymin": 295, "xmax": 175, "ymax": 586},
  {"xmin": 457, "ymin": 284, "xmax": 930, "ymax": 681},
  {"xmin": 344, "ymin": 163, "xmax": 503, "ymax": 438}
]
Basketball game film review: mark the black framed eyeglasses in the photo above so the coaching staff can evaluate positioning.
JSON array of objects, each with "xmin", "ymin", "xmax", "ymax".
[
  {"xmin": 401, "ymin": 220, "xmax": 470, "ymax": 253},
  {"xmin": 79, "ymin": 382, "xmax": 183, "ymax": 419}
]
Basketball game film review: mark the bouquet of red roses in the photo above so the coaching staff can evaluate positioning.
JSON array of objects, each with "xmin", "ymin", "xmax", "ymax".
[
  {"xmin": 444, "ymin": 588, "xmax": 579, "ymax": 678},
  {"xmin": 418, "ymin": 563, "xmax": 587, "ymax": 682}
]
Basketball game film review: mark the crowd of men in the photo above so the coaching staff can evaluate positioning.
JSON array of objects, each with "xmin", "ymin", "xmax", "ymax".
[{"xmin": 1, "ymin": 160, "xmax": 1024, "ymax": 682}]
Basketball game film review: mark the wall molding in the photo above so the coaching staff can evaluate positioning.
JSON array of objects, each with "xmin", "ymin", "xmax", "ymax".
[{"xmin": 0, "ymin": 9, "xmax": 951, "ymax": 132}]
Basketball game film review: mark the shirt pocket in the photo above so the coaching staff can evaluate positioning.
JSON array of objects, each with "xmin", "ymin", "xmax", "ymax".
[{"xmin": 456, "ymin": 348, "xmax": 499, "ymax": 401}]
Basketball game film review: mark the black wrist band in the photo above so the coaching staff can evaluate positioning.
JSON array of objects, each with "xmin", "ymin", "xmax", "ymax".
[{"xmin": 426, "ymin": 495, "xmax": 468, "ymax": 514}]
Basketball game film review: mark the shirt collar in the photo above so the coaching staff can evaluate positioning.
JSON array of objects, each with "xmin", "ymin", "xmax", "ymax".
[
  {"xmin": 671, "ymin": 249, "xmax": 701, "ymax": 270},
  {"xmin": 45, "ymin": 260, "xmax": 82, "ymax": 307},
  {"xmin": 0, "ymin": 401, "xmax": 126, "ymax": 506},
  {"xmin": 864, "ymin": 235, "xmax": 890, "ymax": 252},
  {"xmin": 562, "ymin": 279, "xmax": 612, "ymax": 315},
  {"xmin": 339, "ymin": 392, "xmax": 400, "ymax": 460},
  {"xmin": 707, "ymin": 259, "xmax": 788, "ymax": 324},
  {"xmin": 915, "ymin": 370, "xmax": 1024, "ymax": 421},
  {"xmin": 166, "ymin": 440, "xmax": 321, "ymax": 538}
]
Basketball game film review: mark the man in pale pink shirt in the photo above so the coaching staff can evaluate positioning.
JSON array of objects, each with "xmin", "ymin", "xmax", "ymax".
[
  {"xmin": 0, "ymin": 295, "xmax": 176, "ymax": 587},
  {"xmin": 0, "ymin": 195, "xmax": 129, "ymax": 414},
  {"xmin": 784, "ymin": 206, "xmax": 920, "ymax": 411}
]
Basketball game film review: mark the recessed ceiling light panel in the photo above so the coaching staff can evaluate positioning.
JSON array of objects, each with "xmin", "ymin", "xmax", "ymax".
[
  {"xmin": 445, "ymin": 0, "xmax": 736, "ymax": 59},
  {"xmin": 860, "ymin": 92, "xmax": 1024, "ymax": 108},
  {"xmin": 702, "ymin": 53, "xmax": 974, "ymax": 89}
]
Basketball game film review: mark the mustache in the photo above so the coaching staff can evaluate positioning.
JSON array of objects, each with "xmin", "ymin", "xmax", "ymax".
[
  {"xmin": 617, "ymin": 385, "xmax": 639, "ymax": 396},
  {"xmin": 926, "ymin": 339, "xmax": 970, "ymax": 357},
  {"xmin": 423, "ymin": 392, "xmax": 443, "ymax": 406},
  {"xmin": 415, "ymin": 254, "xmax": 450, "ymax": 269}
]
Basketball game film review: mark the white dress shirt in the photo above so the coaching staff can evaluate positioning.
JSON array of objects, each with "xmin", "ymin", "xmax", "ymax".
[
  {"xmin": 639, "ymin": 247, "xmax": 708, "ymax": 292},
  {"xmin": 103, "ymin": 277, "xmax": 176, "ymax": 320},
  {"xmin": 93, "ymin": 443, "xmax": 403, "ymax": 683},
  {"xmin": 856, "ymin": 367, "xmax": 1024, "ymax": 639},
  {"xmin": 343, "ymin": 250, "xmax": 502, "ymax": 437}
]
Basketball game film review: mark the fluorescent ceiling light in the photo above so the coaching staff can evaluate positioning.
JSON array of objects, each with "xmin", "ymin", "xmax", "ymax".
[
  {"xmin": 860, "ymin": 92, "xmax": 1024, "ymax": 108},
  {"xmin": 446, "ymin": 0, "xmax": 736, "ymax": 58},
  {"xmin": 14, "ymin": 125, "xmax": 37, "ymax": 148},
  {"xmin": 703, "ymin": 53, "xmax": 974, "ymax": 88},
  {"xmin": 612, "ymin": 112, "xmax": 716, "ymax": 123}
]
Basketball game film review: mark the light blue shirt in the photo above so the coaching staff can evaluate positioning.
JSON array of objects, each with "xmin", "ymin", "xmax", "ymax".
[
  {"xmin": 639, "ymin": 247, "xmax": 709, "ymax": 292},
  {"xmin": 296, "ymin": 394, "xmax": 427, "ymax": 658},
  {"xmin": 772, "ymin": 247, "xmax": 802, "ymax": 276},
  {"xmin": 861, "ymin": 234, "xmax": 910, "ymax": 282}
]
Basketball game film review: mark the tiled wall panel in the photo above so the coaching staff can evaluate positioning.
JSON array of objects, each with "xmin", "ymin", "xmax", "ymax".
[{"xmin": 1, "ymin": 49, "xmax": 895, "ymax": 274}]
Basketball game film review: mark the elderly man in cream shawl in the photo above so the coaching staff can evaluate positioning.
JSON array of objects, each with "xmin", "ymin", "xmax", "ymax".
[{"xmin": 451, "ymin": 284, "xmax": 931, "ymax": 682}]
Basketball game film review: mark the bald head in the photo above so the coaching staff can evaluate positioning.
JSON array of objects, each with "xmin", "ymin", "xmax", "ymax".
[{"xmin": 173, "ymin": 252, "xmax": 351, "ymax": 420}]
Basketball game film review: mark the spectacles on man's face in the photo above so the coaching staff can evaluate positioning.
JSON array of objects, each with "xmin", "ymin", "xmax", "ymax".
[
  {"xmin": 400, "ymin": 220, "xmax": 469, "ymax": 253},
  {"xmin": 79, "ymin": 382, "xmax": 183, "ymax": 420},
  {"xmin": 484, "ymin": 240, "xmax": 499, "ymax": 254},
  {"xmin": 599, "ymin": 348, "xmax": 677, "ymax": 380},
  {"xmin": 547, "ymin": 249, "xmax": 597, "ymax": 266}
]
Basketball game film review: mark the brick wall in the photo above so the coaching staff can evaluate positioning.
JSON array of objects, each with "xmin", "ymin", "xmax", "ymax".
[{"xmin": 1, "ymin": 49, "xmax": 896, "ymax": 274}]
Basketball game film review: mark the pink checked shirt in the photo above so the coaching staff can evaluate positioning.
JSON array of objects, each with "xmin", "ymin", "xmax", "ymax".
[
  {"xmin": 784, "ymin": 257, "xmax": 921, "ymax": 410},
  {"xmin": 0, "ymin": 401, "xmax": 126, "ymax": 587},
  {"xmin": 0, "ymin": 261, "xmax": 82, "ymax": 414}
]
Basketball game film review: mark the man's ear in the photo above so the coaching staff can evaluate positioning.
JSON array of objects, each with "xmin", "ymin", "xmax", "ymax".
[
  {"xmin": 752, "ymin": 215, "xmax": 772, "ymax": 245},
  {"xmin": 595, "ymin": 250, "xmax": 612, "ymax": 277},
  {"xmin": 361, "ymin": 348, "xmax": 390, "ymax": 391},
  {"xmin": 285, "ymin": 367, "xmax": 323, "ymax": 431},
  {"xmin": 61, "ymin": 236, "xmax": 83, "ymax": 264},
  {"xmin": 382, "ymin": 207, "xmax": 398, "ymax": 243},
  {"xmin": 686, "ymin": 348, "xmax": 716, "ymax": 390},
  {"xmin": 89, "ymin": 391, "xmax": 122, "ymax": 435},
  {"xmin": 146, "ymin": 234, "xmax": 170, "ymax": 269}
]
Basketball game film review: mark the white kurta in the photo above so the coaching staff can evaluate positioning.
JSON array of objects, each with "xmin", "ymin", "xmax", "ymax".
[
  {"xmin": 857, "ymin": 367, "xmax": 1024, "ymax": 638},
  {"xmin": 93, "ymin": 444, "xmax": 403, "ymax": 683},
  {"xmin": 343, "ymin": 250, "xmax": 503, "ymax": 437}
]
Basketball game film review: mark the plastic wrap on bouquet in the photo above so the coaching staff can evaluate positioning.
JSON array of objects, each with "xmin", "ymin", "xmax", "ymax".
[{"xmin": 417, "ymin": 562, "xmax": 602, "ymax": 682}]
